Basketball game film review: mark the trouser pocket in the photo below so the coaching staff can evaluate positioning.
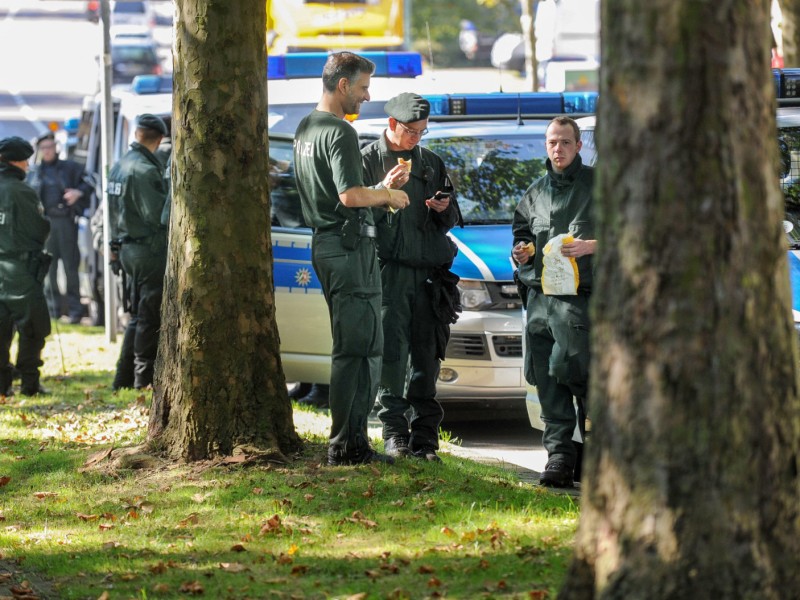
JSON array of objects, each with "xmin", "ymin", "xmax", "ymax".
[
  {"xmin": 333, "ymin": 288, "xmax": 382, "ymax": 357},
  {"xmin": 550, "ymin": 321, "xmax": 589, "ymax": 398}
]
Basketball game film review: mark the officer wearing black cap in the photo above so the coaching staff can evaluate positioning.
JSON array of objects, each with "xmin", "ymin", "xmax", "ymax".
[
  {"xmin": 361, "ymin": 92, "xmax": 460, "ymax": 462},
  {"xmin": 107, "ymin": 113, "xmax": 169, "ymax": 390},
  {"xmin": 0, "ymin": 137, "xmax": 52, "ymax": 396},
  {"xmin": 27, "ymin": 132, "xmax": 93, "ymax": 323}
]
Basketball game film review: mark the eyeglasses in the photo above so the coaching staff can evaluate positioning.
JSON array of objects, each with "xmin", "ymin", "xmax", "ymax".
[{"xmin": 397, "ymin": 122, "xmax": 428, "ymax": 138}]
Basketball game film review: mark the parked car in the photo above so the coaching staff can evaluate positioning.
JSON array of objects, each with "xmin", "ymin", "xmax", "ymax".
[
  {"xmin": 110, "ymin": 38, "xmax": 162, "ymax": 84},
  {"xmin": 110, "ymin": 0, "xmax": 156, "ymax": 29}
]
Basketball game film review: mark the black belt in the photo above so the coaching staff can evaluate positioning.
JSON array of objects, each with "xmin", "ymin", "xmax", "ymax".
[{"xmin": 315, "ymin": 224, "xmax": 377, "ymax": 238}]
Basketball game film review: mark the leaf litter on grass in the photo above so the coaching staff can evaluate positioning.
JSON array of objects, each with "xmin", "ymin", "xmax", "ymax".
[{"xmin": 0, "ymin": 326, "xmax": 579, "ymax": 598}]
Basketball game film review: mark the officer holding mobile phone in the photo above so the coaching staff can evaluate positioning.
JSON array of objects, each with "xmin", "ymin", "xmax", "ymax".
[{"xmin": 361, "ymin": 93, "xmax": 461, "ymax": 462}]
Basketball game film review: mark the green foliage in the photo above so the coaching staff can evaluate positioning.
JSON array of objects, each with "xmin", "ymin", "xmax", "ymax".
[
  {"xmin": 410, "ymin": 0, "xmax": 521, "ymax": 67},
  {"xmin": 0, "ymin": 326, "xmax": 577, "ymax": 598}
]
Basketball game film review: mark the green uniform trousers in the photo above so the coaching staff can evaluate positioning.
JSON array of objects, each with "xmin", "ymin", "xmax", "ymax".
[
  {"xmin": 119, "ymin": 241, "xmax": 166, "ymax": 389},
  {"xmin": 312, "ymin": 231, "xmax": 383, "ymax": 460},
  {"xmin": 378, "ymin": 262, "xmax": 443, "ymax": 451},
  {"xmin": 0, "ymin": 259, "xmax": 51, "ymax": 392},
  {"xmin": 524, "ymin": 289, "xmax": 590, "ymax": 465}
]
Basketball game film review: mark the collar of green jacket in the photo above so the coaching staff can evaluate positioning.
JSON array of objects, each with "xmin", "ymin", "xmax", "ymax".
[
  {"xmin": 0, "ymin": 161, "xmax": 27, "ymax": 181},
  {"xmin": 130, "ymin": 141, "xmax": 164, "ymax": 169},
  {"xmin": 546, "ymin": 153, "xmax": 584, "ymax": 188}
]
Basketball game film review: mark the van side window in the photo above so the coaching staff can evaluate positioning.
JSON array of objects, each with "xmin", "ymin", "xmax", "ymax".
[{"xmin": 269, "ymin": 138, "xmax": 305, "ymax": 229}]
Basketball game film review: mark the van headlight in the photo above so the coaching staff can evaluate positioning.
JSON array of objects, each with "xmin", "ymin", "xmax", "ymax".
[{"xmin": 458, "ymin": 280, "xmax": 492, "ymax": 310}]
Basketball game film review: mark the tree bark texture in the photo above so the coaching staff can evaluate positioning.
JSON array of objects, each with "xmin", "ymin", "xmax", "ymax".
[
  {"xmin": 149, "ymin": 0, "xmax": 302, "ymax": 461},
  {"xmin": 781, "ymin": 0, "xmax": 800, "ymax": 66},
  {"xmin": 561, "ymin": 1, "xmax": 800, "ymax": 598}
]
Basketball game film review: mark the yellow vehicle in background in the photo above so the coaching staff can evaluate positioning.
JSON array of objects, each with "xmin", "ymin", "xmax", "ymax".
[{"xmin": 267, "ymin": 0, "xmax": 406, "ymax": 53}]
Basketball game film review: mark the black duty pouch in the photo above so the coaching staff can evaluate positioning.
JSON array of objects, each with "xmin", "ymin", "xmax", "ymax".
[
  {"xmin": 340, "ymin": 217, "xmax": 361, "ymax": 250},
  {"xmin": 30, "ymin": 252, "xmax": 53, "ymax": 284}
]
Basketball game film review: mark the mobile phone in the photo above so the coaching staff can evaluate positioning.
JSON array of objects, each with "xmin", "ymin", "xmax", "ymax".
[{"xmin": 433, "ymin": 191, "xmax": 450, "ymax": 200}]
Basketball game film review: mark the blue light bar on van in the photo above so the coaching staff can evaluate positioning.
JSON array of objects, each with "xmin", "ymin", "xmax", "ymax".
[
  {"xmin": 425, "ymin": 91, "xmax": 599, "ymax": 116},
  {"xmin": 131, "ymin": 75, "xmax": 173, "ymax": 95},
  {"xmin": 775, "ymin": 68, "xmax": 800, "ymax": 99},
  {"xmin": 267, "ymin": 51, "xmax": 423, "ymax": 79},
  {"xmin": 63, "ymin": 117, "xmax": 80, "ymax": 135}
]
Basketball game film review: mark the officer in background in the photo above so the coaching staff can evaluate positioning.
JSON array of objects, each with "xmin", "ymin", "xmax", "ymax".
[
  {"xmin": 107, "ymin": 114, "xmax": 169, "ymax": 390},
  {"xmin": 293, "ymin": 52, "xmax": 409, "ymax": 466},
  {"xmin": 512, "ymin": 116, "xmax": 596, "ymax": 488},
  {"xmin": 361, "ymin": 93, "xmax": 460, "ymax": 462},
  {"xmin": 0, "ymin": 137, "xmax": 51, "ymax": 396},
  {"xmin": 27, "ymin": 133, "xmax": 93, "ymax": 323}
]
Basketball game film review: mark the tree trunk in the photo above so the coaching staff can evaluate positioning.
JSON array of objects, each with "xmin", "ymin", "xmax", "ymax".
[
  {"xmin": 561, "ymin": 1, "xmax": 800, "ymax": 598},
  {"xmin": 149, "ymin": 0, "xmax": 302, "ymax": 461},
  {"xmin": 521, "ymin": 0, "xmax": 539, "ymax": 91},
  {"xmin": 782, "ymin": 0, "xmax": 800, "ymax": 66}
]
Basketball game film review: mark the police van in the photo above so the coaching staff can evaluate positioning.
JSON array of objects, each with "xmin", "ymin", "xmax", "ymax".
[
  {"xmin": 523, "ymin": 68, "xmax": 800, "ymax": 440},
  {"xmin": 73, "ymin": 52, "xmax": 597, "ymax": 415}
]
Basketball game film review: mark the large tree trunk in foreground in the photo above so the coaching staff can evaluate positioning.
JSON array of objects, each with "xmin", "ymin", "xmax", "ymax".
[
  {"xmin": 149, "ymin": 0, "xmax": 302, "ymax": 461},
  {"xmin": 561, "ymin": 1, "xmax": 800, "ymax": 598}
]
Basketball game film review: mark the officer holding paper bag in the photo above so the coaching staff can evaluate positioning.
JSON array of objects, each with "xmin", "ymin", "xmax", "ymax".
[{"xmin": 511, "ymin": 116, "xmax": 596, "ymax": 488}]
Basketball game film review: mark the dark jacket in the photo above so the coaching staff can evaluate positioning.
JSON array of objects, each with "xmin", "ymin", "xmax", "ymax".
[
  {"xmin": 0, "ymin": 162, "xmax": 51, "ymax": 301},
  {"xmin": 107, "ymin": 142, "xmax": 168, "ymax": 249},
  {"xmin": 361, "ymin": 134, "xmax": 459, "ymax": 268},
  {"xmin": 27, "ymin": 157, "xmax": 93, "ymax": 218},
  {"xmin": 512, "ymin": 154, "xmax": 594, "ymax": 293}
]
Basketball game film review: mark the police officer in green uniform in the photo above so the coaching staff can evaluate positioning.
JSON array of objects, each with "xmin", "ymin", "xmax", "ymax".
[
  {"xmin": 0, "ymin": 137, "xmax": 51, "ymax": 396},
  {"xmin": 293, "ymin": 52, "xmax": 409, "ymax": 466},
  {"xmin": 361, "ymin": 93, "xmax": 460, "ymax": 462},
  {"xmin": 107, "ymin": 114, "xmax": 169, "ymax": 390},
  {"xmin": 512, "ymin": 116, "xmax": 596, "ymax": 488}
]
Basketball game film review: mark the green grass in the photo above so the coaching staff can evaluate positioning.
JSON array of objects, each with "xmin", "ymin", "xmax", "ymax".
[{"xmin": 0, "ymin": 324, "xmax": 577, "ymax": 599}]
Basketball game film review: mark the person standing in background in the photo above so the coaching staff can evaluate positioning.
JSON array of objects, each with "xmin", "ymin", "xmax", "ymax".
[{"xmin": 27, "ymin": 133, "xmax": 92, "ymax": 324}]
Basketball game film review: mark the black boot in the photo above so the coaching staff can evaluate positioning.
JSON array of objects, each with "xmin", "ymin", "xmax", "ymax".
[
  {"xmin": 0, "ymin": 366, "xmax": 13, "ymax": 397},
  {"xmin": 288, "ymin": 382, "xmax": 312, "ymax": 399},
  {"xmin": 20, "ymin": 373, "xmax": 49, "ymax": 396},
  {"xmin": 298, "ymin": 384, "xmax": 330, "ymax": 409}
]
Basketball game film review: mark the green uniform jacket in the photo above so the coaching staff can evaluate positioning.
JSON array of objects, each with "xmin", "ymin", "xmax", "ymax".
[
  {"xmin": 107, "ymin": 142, "xmax": 168, "ymax": 248},
  {"xmin": 361, "ymin": 134, "xmax": 459, "ymax": 267},
  {"xmin": 512, "ymin": 155, "xmax": 594, "ymax": 293},
  {"xmin": 294, "ymin": 110, "xmax": 371, "ymax": 229},
  {"xmin": 0, "ymin": 162, "xmax": 51, "ymax": 301}
]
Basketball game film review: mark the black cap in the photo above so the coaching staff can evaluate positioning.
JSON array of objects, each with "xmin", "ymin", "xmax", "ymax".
[
  {"xmin": 36, "ymin": 132, "xmax": 56, "ymax": 146},
  {"xmin": 136, "ymin": 113, "xmax": 168, "ymax": 136},
  {"xmin": 384, "ymin": 92, "xmax": 430, "ymax": 123},
  {"xmin": 0, "ymin": 136, "xmax": 34, "ymax": 162}
]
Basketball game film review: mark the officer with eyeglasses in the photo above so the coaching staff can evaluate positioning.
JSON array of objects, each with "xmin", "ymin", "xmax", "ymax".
[{"xmin": 361, "ymin": 92, "xmax": 461, "ymax": 462}]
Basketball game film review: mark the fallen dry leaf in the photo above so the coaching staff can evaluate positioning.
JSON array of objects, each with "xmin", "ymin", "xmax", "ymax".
[
  {"xmin": 427, "ymin": 576, "xmax": 442, "ymax": 588},
  {"xmin": 219, "ymin": 562, "xmax": 248, "ymax": 573},
  {"xmin": 0, "ymin": 476, "xmax": 10, "ymax": 487},
  {"xmin": 177, "ymin": 513, "xmax": 200, "ymax": 528},
  {"xmin": 440, "ymin": 527, "xmax": 455, "ymax": 536},
  {"xmin": 418, "ymin": 565, "xmax": 436, "ymax": 574},
  {"xmin": 230, "ymin": 544, "xmax": 247, "ymax": 553},
  {"xmin": 252, "ymin": 487, "xmax": 264, "ymax": 495},
  {"xmin": 32, "ymin": 492, "xmax": 58, "ymax": 499},
  {"xmin": 179, "ymin": 581, "xmax": 204, "ymax": 594},
  {"xmin": 346, "ymin": 594, "xmax": 368, "ymax": 600},
  {"xmin": 152, "ymin": 583, "xmax": 170, "ymax": 593},
  {"xmin": 76, "ymin": 513, "xmax": 99, "ymax": 522},
  {"xmin": 290, "ymin": 565, "xmax": 309, "ymax": 576},
  {"xmin": 97, "ymin": 592, "xmax": 110, "ymax": 600}
]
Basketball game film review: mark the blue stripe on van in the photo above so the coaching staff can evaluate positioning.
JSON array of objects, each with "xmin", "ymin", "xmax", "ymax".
[
  {"xmin": 450, "ymin": 225, "xmax": 515, "ymax": 281},
  {"xmin": 788, "ymin": 251, "xmax": 800, "ymax": 313}
]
